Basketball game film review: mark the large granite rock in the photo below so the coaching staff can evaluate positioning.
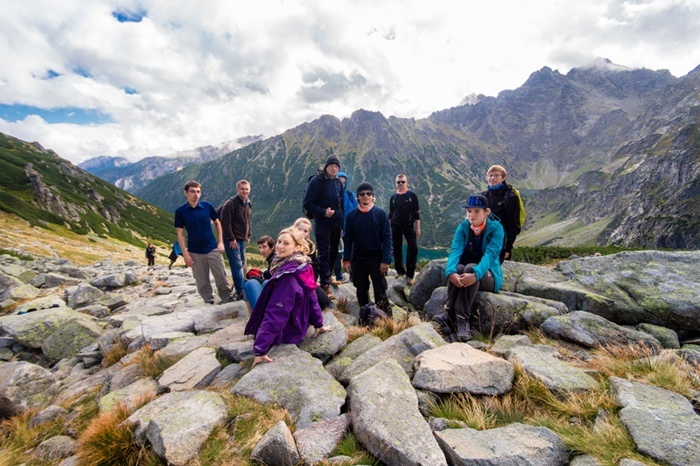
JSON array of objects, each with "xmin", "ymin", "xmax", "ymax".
[
  {"xmin": 123, "ymin": 390, "xmax": 227, "ymax": 466},
  {"xmin": 250, "ymin": 420, "xmax": 300, "ymax": 466},
  {"xmin": 0, "ymin": 361, "xmax": 60, "ymax": 413},
  {"xmin": 157, "ymin": 347, "xmax": 221, "ymax": 391},
  {"xmin": 294, "ymin": 414, "xmax": 351, "ymax": 466},
  {"xmin": 472, "ymin": 291, "xmax": 567, "ymax": 334},
  {"xmin": 339, "ymin": 322, "xmax": 445, "ymax": 383},
  {"xmin": 324, "ymin": 334, "xmax": 382, "ymax": 380},
  {"xmin": 610, "ymin": 376, "xmax": 700, "ymax": 466},
  {"xmin": 41, "ymin": 318, "xmax": 104, "ymax": 361},
  {"xmin": 413, "ymin": 343, "xmax": 514, "ymax": 395},
  {"xmin": 506, "ymin": 346, "xmax": 598, "ymax": 394},
  {"xmin": 0, "ymin": 307, "xmax": 96, "ymax": 349},
  {"xmin": 409, "ymin": 259, "xmax": 446, "ymax": 309},
  {"xmin": 232, "ymin": 345, "xmax": 346, "ymax": 428},
  {"xmin": 435, "ymin": 423, "xmax": 569, "ymax": 466},
  {"xmin": 348, "ymin": 359, "xmax": 447, "ymax": 466},
  {"xmin": 299, "ymin": 310, "xmax": 348, "ymax": 362}
]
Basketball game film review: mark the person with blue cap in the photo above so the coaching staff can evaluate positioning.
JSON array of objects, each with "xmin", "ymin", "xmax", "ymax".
[{"xmin": 433, "ymin": 194, "xmax": 504, "ymax": 341}]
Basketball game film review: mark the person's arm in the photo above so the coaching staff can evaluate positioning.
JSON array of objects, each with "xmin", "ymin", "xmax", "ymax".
[
  {"xmin": 472, "ymin": 221, "xmax": 505, "ymax": 281},
  {"xmin": 302, "ymin": 176, "xmax": 325, "ymax": 219},
  {"xmin": 380, "ymin": 210, "xmax": 392, "ymax": 272},
  {"xmin": 176, "ymin": 227, "xmax": 194, "ymax": 267},
  {"xmin": 213, "ymin": 218, "xmax": 225, "ymax": 253},
  {"xmin": 445, "ymin": 222, "xmax": 467, "ymax": 277},
  {"xmin": 220, "ymin": 201, "xmax": 235, "ymax": 244},
  {"xmin": 412, "ymin": 192, "xmax": 421, "ymax": 238},
  {"xmin": 343, "ymin": 212, "xmax": 355, "ymax": 272}
]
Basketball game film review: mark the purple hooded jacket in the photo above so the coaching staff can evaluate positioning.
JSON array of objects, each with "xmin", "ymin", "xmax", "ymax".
[{"xmin": 244, "ymin": 259, "xmax": 324, "ymax": 356}]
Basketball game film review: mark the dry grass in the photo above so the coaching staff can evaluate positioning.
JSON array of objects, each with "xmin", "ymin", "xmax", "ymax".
[
  {"xmin": 189, "ymin": 389, "xmax": 292, "ymax": 466},
  {"xmin": 588, "ymin": 345, "xmax": 700, "ymax": 397},
  {"xmin": 346, "ymin": 315, "xmax": 420, "ymax": 342},
  {"xmin": 133, "ymin": 345, "xmax": 181, "ymax": 378},
  {"xmin": 0, "ymin": 409, "xmax": 65, "ymax": 466},
  {"xmin": 76, "ymin": 403, "xmax": 161, "ymax": 466},
  {"xmin": 102, "ymin": 341, "xmax": 130, "ymax": 368}
]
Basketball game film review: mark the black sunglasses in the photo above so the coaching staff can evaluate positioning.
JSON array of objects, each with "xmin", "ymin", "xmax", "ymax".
[
  {"xmin": 358, "ymin": 191, "xmax": 373, "ymax": 197},
  {"xmin": 396, "ymin": 180, "xmax": 406, "ymax": 184}
]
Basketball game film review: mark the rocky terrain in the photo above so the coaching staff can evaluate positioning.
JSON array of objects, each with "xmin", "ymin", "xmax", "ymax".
[{"xmin": 1, "ymin": 249, "xmax": 699, "ymax": 465}]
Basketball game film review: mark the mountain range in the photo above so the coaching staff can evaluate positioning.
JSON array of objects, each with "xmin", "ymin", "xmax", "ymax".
[
  {"xmin": 134, "ymin": 59, "xmax": 700, "ymax": 250},
  {"xmin": 79, "ymin": 135, "xmax": 263, "ymax": 193}
]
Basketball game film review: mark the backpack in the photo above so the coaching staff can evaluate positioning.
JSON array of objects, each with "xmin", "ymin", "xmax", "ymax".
[
  {"xmin": 216, "ymin": 197, "xmax": 236, "ymax": 218},
  {"xmin": 505, "ymin": 185, "xmax": 526, "ymax": 228},
  {"xmin": 359, "ymin": 303, "xmax": 388, "ymax": 327}
]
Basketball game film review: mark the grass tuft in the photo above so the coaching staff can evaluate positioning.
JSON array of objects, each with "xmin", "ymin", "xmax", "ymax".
[
  {"xmin": 346, "ymin": 315, "xmax": 420, "ymax": 343},
  {"xmin": 331, "ymin": 432, "xmax": 381, "ymax": 465},
  {"xmin": 0, "ymin": 409, "xmax": 65, "ymax": 466},
  {"xmin": 103, "ymin": 341, "xmax": 129, "ymax": 368},
  {"xmin": 133, "ymin": 345, "xmax": 180, "ymax": 378},
  {"xmin": 76, "ymin": 403, "xmax": 161, "ymax": 466}
]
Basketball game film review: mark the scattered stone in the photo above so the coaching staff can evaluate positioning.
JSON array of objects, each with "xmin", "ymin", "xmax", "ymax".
[
  {"xmin": 158, "ymin": 347, "xmax": 221, "ymax": 391},
  {"xmin": 294, "ymin": 414, "xmax": 351, "ymax": 465},
  {"xmin": 41, "ymin": 318, "xmax": 104, "ymax": 361},
  {"xmin": 299, "ymin": 311, "xmax": 348, "ymax": 362},
  {"xmin": 29, "ymin": 405, "xmax": 69, "ymax": 428},
  {"xmin": 9, "ymin": 283, "xmax": 41, "ymax": 300},
  {"xmin": 636, "ymin": 323, "xmax": 680, "ymax": 349},
  {"xmin": 348, "ymin": 358, "xmax": 447, "ymax": 466},
  {"xmin": 15, "ymin": 296, "xmax": 66, "ymax": 314},
  {"xmin": 610, "ymin": 376, "xmax": 700, "ymax": 466},
  {"xmin": 99, "ymin": 377, "xmax": 161, "ymax": 412},
  {"xmin": 90, "ymin": 272, "xmax": 139, "ymax": 288},
  {"xmin": 209, "ymin": 363, "xmax": 246, "ymax": 388},
  {"xmin": 233, "ymin": 345, "xmax": 346, "ymax": 428},
  {"xmin": 408, "ymin": 259, "xmax": 446, "ymax": 309},
  {"xmin": 489, "ymin": 334, "xmax": 534, "ymax": 357},
  {"xmin": 423, "ymin": 286, "xmax": 448, "ymax": 318},
  {"xmin": 218, "ymin": 341, "xmax": 255, "ymax": 363},
  {"xmin": 324, "ymin": 334, "xmax": 382, "ymax": 380},
  {"xmin": 435, "ymin": 423, "xmax": 569, "ymax": 466},
  {"xmin": 472, "ymin": 291, "xmax": 568, "ymax": 334},
  {"xmin": 66, "ymin": 283, "xmax": 104, "ymax": 309},
  {"xmin": 0, "ymin": 361, "xmax": 60, "ymax": 413},
  {"xmin": 250, "ymin": 420, "xmax": 300, "ymax": 466},
  {"xmin": 507, "ymin": 345, "xmax": 598, "ymax": 394},
  {"xmin": 413, "ymin": 343, "xmax": 514, "ymax": 395},
  {"xmin": 33, "ymin": 435, "xmax": 77, "ymax": 462}
]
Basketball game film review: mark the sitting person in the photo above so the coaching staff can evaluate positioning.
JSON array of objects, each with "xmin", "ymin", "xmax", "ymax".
[
  {"xmin": 244, "ymin": 228, "xmax": 332, "ymax": 367},
  {"xmin": 433, "ymin": 195, "xmax": 504, "ymax": 342},
  {"xmin": 243, "ymin": 235, "xmax": 277, "ymax": 310},
  {"xmin": 293, "ymin": 217, "xmax": 332, "ymax": 308}
]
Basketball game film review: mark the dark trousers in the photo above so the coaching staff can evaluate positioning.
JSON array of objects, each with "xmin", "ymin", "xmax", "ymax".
[
  {"xmin": 147, "ymin": 256, "xmax": 155, "ymax": 266},
  {"xmin": 315, "ymin": 222, "xmax": 341, "ymax": 286},
  {"xmin": 444, "ymin": 264, "xmax": 495, "ymax": 322},
  {"xmin": 391, "ymin": 222, "xmax": 418, "ymax": 278},
  {"xmin": 351, "ymin": 257, "xmax": 388, "ymax": 307}
]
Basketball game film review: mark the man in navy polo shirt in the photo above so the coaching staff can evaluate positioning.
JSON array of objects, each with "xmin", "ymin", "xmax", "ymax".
[{"xmin": 175, "ymin": 180, "xmax": 232, "ymax": 304}]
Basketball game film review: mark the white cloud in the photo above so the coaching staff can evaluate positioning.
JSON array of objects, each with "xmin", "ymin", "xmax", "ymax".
[{"xmin": 0, "ymin": 0, "xmax": 699, "ymax": 164}]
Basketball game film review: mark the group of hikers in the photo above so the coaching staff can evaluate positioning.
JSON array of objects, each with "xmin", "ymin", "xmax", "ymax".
[{"xmin": 170, "ymin": 154, "xmax": 523, "ymax": 367}]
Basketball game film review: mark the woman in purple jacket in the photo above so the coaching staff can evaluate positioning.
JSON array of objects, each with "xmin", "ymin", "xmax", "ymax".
[{"xmin": 245, "ymin": 227, "xmax": 332, "ymax": 367}]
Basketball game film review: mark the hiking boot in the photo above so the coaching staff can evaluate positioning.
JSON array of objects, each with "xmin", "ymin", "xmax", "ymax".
[
  {"xmin": 407, "ymin": 277, "xmax": 414, "ymax": 286},
  {"xmin": 456, "ymin": 317, "xmax": 472, "ymax": 342},
  {"xmin": 322, "ymin": 284, "xmax": 336, "ymax": 300},
  {"xmin": 432, "ymin": 313, "xmax": 451, "ymax": 326}
]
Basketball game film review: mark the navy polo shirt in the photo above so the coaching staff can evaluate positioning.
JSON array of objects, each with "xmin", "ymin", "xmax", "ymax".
[{"xmin": 174, "ymin": 201, "xmax": 219, "ymax": 254}]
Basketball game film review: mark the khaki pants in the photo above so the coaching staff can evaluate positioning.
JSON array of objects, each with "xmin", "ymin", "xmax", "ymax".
[{"xmin": 190, "ymin": 250, "xmax": 231, "ymax": 303}]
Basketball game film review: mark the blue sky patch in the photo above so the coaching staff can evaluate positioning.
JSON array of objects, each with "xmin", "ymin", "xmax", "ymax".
[
  {"xmin": 112, "ymin": 9, "xmax": 147, "ymax": 23},
  {"xmin": 0, "ymin": 105, "xmax": 112, "ymax": 125}
]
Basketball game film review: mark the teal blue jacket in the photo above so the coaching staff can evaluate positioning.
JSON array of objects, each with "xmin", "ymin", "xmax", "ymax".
[{"xmin": 445, "ymin": 216, "xmax": 504, "ymax": 292}]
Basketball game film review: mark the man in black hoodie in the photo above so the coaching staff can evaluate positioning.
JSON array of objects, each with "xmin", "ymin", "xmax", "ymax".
[{"xmin": 302, "ymin": 154, "xmax": 344, "ymax": 299}]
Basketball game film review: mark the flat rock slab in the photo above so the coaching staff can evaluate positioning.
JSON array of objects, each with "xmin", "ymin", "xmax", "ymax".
[
  {"xmin": 99, "ymin": 377, "xmax": 161, "ymax": 413},
  {"xmin": 41, "ymin": 318, "xmax": 104, "ymax": 361},
  {"xmin": 540, "ymin": 311, "xmax": 660, "ymax": 349},
  {"xmin": 124, "ymin": 390, "xmax": 227, "ymax": 466},
  {"xmin": 348, "ymin": 358, "xmax": 447, "ymax": 466},
  {"xmin": 325, "ymin": 334, "xmax": 382, "ymax": 380},
  {"xmin": 472, "ymin": 291, "xmax": 567, "ymax": 334},
  {"xmin": 158, "ymin": 347, "xmax": 221, "ymax": 391},
  {"xmin": 299, "ymin": 311, "xmax": 348, "ymax": 363},
  {"xmin": 413, "ymin": 343, "xmax": 514, "ymax": 395},
  {"xmin": 435, "ymin": 423, "xmax": 569, "ymax": 466},
  {"xmin": 232, "ymin": 344, "xmax": 346, "ymax": 428},
  {"xmin": 506, "ymin": 345, "xmax": 598, "ymax": 395},
  {"xmin": 610, "ymin": 376, "xmax": 700, "ymax": 466},
  {"xmin": 339, "ymin": 322, "xmax": 445, "ymax": 384},
  {"xmin": 0, "ymin": 307, "xmax": 95, "ymax": 349}
]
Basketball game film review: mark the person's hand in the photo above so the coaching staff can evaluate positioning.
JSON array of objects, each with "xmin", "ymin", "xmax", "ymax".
[
  {"xmin": 460, "ymin": 273, "xmax": 477, "ymax": 287},
  {"xmin": 184, "ymin": 253, "xmax": 194, "ymax": 268},
  {"xmin": 343, "ymin": 262, "xmax": 351, "ymax": 273},
  {"xmin": 415, "ymin": 226, "xmax": 421, "ymax": 238},
  {"xmin": 252, "ymin": 355, "xmax": 273, "ymax": 368},
  {"xmin": 229, "ymin": 240, "xmax": 238, "ymax": 250},
  {"xmin": 448, "ymin": 273, "xmax": 462, "ymax": 287},
  {"xmin": 504, "ymin": 251, "xmax": 510, "ymax": 259},
  {"xmin": 380, "ymin": 263, "xmax": 389, "ymax": 274},
  {"xmin": 217, "ymin": 241, "xmax": 225, "ymax": 253},
  {"xmin": 325, "ymin": 208, "xmax": 335, "ymax": 218},
  {"xmin": 246, "ymin": 238, "xmax": 251, "ymax": 245},
  {"xmin": 313, "ymin": 326, "xmax": 332, "ymax": 337}
]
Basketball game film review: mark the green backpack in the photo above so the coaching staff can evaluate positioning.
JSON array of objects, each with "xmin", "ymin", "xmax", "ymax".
[{"xmin": 508, "ymin": 185, "xmax": 526, "ymax": 227}]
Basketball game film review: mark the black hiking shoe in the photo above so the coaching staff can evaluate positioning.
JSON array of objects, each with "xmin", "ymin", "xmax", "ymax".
[{"xmin": 456, "ymin": 317, "xmax": 472, "ymax": 342}]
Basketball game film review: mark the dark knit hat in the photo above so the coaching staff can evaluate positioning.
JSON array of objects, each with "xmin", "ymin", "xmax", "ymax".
[
  {"xmin": 460, "ymin": 194, "xmax": 489, "ymax": 209},
  {"xmin": 356, "ymin": 182, "xmax": 374, "ymax": 195},
  {"xmin": 324, "ymin": 154, "xmax": 340, "ymax": 169}
]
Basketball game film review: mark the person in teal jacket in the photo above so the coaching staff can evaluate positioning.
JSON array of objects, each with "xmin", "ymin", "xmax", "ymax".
[{"xmin": 434, "ymin": 194, "xmax": 504, "ymax": 341}]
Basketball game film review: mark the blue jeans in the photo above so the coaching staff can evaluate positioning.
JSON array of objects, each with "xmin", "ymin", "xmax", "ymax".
[
  {"xmin": 224, "ymin": 240, "xmax": 246, "ymax": 294},
  {"xmin": 243, "ymin": 279, "xmax": 267, "ymax": 310}
]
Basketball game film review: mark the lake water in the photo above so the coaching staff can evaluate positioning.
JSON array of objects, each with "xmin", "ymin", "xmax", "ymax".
[{"xmin": 403, "ymin": 245, "xmax": 449, "ymax": 262}]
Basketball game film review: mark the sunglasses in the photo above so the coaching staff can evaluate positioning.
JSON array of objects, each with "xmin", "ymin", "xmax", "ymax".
[
  {"xmin": 358, "ymin": 192, "xmax": 373, "ymax": 197},
  {"xmin": 396, "ymin": 180, "xmax": 406, "ymax": 184}
]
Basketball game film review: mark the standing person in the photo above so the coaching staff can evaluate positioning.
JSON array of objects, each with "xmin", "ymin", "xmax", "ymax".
[
  {"xmin": 220, "ymin": 180, "xmax": 252, "ymax": 300},
  {"xmin": 245, "ymin": 228, "xmax": 332, "ymax": 367},
  {"xmin": 145, "ymin": 242, "xmax": 156, "ymax": 267},
  {"xmin": 293, "ymin": 217, "xmax": 331, "ymax": 310},
  {"xmin": 389, "ymin": 174, "xmax": 421, "ymax": 285},
  {"xmin": 302, "ymin": 154, "xmax": 344, "ymax": 299},
  {"xmin": 332, "ymin": 171, "xmax": 358, "ymax": 285},
  {"xmin": 482, "ymin": 165, "xmax": 521, "ymax": 262},
  {"xmin": 343, "ymin": 182, "xmax": 392, "ymax": 313},
  {"xmin": 174, "ymin": 181, "xmax": 232, "ymax": 304},
  {"xmin": 433, "ymin": 195, "xmax": 504, "ymax": 342}
]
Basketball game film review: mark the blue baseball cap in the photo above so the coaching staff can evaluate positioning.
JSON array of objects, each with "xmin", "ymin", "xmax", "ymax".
[
  {"xmin": 460, "ymin": 195, "xmax": 489, "ymax": 209},
  {"xmin": 338, "ymin": 171, "xmax": 347, "ymax": 179}
]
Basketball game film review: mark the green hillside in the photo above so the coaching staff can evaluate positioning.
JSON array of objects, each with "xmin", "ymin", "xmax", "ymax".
[{"xmin": 0, "ymin": 133, "xmax": 174, "ymax": 248}]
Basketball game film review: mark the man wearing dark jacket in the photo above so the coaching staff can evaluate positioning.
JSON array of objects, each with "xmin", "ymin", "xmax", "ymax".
[
  {"xmin": 343, "ymin": 182, "xmax": 392, "ymax": 312},
  {"xmin": 482, "ymin": 165, "xmax": 521, "ymax": 262},
  {"xmin": 389, "ymin": 174, "xmax": 421, "ymax": 285},
  {"xmin": 220, "ymin": 180, "xmax": 252, "ymax": 299},
  {"xmin": 302, "ymin": 154, "xmax": 344, "ymax": 299}
]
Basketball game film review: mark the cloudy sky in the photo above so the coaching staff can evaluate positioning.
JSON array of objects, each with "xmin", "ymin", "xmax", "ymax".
[{"xmin": 1, "ymin": 0, "xmax": 699, "ymax": 164}]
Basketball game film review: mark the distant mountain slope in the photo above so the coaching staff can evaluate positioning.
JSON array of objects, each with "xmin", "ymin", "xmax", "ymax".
[
  {"xmin": 0, "ymin": 133, "xmax": 174, "ymax": 248},
  {"xmin": 136, "ymin": 60, "xmax": 700, "ymax": 250},
  {"xmin": 80, "ymin": 136, "xmax": 263, "ymax": 193}
]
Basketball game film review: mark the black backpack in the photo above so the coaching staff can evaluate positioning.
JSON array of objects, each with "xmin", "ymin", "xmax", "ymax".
[{"xmin": 359, "ymin": 303, "xmax": 388, "ymax": 327}]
